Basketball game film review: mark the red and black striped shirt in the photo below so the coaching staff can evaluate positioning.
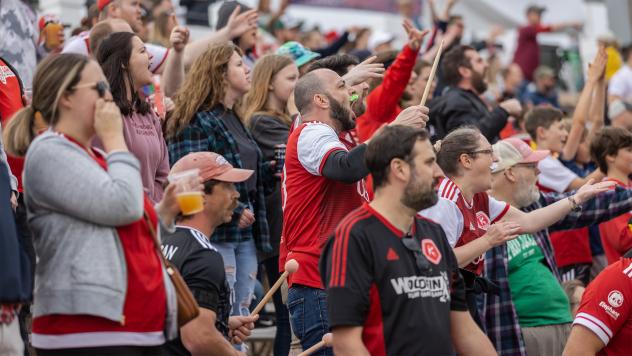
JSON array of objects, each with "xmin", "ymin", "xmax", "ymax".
[{"xmin": 320, "ymin": 203, "xmax": 467, "ymax": 356}]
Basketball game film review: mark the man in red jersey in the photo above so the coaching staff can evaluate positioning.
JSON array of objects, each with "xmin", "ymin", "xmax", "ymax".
[
  {"xmin": 321, "ymin": 126, "xmax": 496, "ymax": 356},
  {"xmin": 563, "ymin": 249, "xmax": 632, "ymax": 356},
  {"xmin": 280, "ymin": 68, "xmax": 427, "ymax": 354}
]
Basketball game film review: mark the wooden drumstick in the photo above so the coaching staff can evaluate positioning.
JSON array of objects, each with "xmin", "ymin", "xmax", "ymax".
[
  {"xmin": 419, "ymin": 40, "xmax": 444, "ymax": 106},
  {"xmin": 297, "ymin": 333, "xmax": 333, "ymax": 356},
  {"xmin": 250, "ymin": 259, "xmax": 299, "ymax": 316}
]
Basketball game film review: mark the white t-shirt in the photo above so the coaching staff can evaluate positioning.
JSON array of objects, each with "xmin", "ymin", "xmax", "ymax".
[
  {"xmin": 609, "ymin": 65, "xmax": 632, "ymax": 102},
  {"xmin": 537, "ymin": 156, "xmax": 578, "ymax": 193},
  {"xmin": 62, "ymin": 31, "xmax": 169, "ymax": 73}
]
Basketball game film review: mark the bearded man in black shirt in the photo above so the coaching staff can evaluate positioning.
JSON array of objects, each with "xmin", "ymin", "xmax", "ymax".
[
  {"xmin": 320, "ymin": 126, "xmax": 497, "ymax": 355},
  {"xmin": 161, "ymin": 152, "xmax": 258, "ymax": 356}
]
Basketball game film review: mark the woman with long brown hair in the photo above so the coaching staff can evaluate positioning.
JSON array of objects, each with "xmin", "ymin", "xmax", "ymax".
[
  {"xmin": 240, "ymin": 53, "xmax": 298, "ymax": 356},
  {"xmin": 96, "ymin": 32, "xmax": 170, "ymax": 203},
  {"xmin": 166, "ymin": 42, "xmax": 271, "ymax": 345},
  {"xmin": 3, "ymin": 53, "xmax": 182, "ymax": 355}
]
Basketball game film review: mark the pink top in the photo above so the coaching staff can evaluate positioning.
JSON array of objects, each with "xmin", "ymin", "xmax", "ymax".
[{"xmin": 94, "ymin": 110, "xmax": 169, "ymax": 203}]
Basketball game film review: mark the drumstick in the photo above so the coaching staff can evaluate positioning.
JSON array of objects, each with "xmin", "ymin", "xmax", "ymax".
[
  {"xmin": 419, "ymin": 40, "xmax": 444, "ymax": 106},
  {"xmin": 297, "ymin": 333, "xmax": 333, "ymax": 356},
  {"xmin": 250, "ymin": 259, "xmax": 299, "ymax": 316}
]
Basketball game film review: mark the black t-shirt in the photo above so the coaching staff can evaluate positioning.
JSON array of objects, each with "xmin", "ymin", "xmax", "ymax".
[
  {"xmin": 320, "ymin": 203, "xmax": 467, "ymax": 356},
  {"xmin": 161, "ymin": 226, "xmax": 232, "ymax": 356}
]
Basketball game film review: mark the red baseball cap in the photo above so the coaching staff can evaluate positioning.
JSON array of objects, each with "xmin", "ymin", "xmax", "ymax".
[
  {"xmin": 170, "ymin": 152, "xmax": 253, "ymax": 183},
  {"xmin": 97, "ymin": 0, "xmax": 113, "ymax": 12},
  {"xmin": 492, "ymin": 137, "xmax": 549, "ymax": 173}
]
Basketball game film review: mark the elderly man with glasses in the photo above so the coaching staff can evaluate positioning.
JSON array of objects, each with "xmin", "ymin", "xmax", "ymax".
[{"xmin": 481, "ymin": 138, "xmax": 632, "ymax": 356}]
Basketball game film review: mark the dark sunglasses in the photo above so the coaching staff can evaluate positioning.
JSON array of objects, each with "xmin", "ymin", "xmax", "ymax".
[
  {"xmin": 71, "ymin": 81, "xmax": 110, "ymax": 98},
  {"xmin": 401, "ymin": 235, "xmax": 431, "ymax": 271}
]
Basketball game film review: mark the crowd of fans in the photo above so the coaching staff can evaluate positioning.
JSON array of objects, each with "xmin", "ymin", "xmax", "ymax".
[{"xmin": 2, "ymin": 0, "xmax": 632, "ymax": 355}]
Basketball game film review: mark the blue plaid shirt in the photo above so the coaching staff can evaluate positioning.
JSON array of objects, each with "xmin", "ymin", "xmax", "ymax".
[
  {"xmin": 482, "ymin": 186, "xmax": 632, "ymax": 356},
  {"xmin": 167, "ymin": 105, "xmax": 272, "ymax": 253}
]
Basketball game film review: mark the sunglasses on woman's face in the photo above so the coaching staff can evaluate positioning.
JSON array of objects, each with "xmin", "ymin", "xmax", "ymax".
[{"xmin": 72, "ymin": 81, "xmax": 110, "ymax": 98}]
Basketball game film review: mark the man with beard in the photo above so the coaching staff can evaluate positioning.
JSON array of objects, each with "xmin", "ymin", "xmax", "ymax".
[
  {"xmin": 482, "ymin": 138, "xmax": 632, "ymax": 356},
  {"xmin": 428, "ymin": 45, "xmax": 522, "ymax": 141},
  {"xmin": 320, "ymin": 126, "xmax": 497, "ymax": 355},
  {"xmin": 280, "ymin": 68, "xmax": 427, "ymax": 355}
]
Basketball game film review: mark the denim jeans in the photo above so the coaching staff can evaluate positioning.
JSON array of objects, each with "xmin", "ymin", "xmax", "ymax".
[
  {"xmin": 214, "ymin": 239, "xmax": 258, "ymax": 351},
  {"xmin": 287, "ymin": 285, "xmax": 332, "ymax": 356},
  {"xmin": 261, "ymin": 257, "xmax": 291, "ymax": 356}
]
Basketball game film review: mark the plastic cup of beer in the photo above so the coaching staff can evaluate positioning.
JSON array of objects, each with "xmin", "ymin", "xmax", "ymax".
[{"xmin": 168, "ymin": 168, "xmax": 204, "ymax": 215}]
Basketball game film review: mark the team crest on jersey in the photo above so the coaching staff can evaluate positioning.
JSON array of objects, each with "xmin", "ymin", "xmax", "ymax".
[
  {"xmin": 422, "ymin": 239, "xmax": 442, "ymax": 265},
  {"xmin": 0, "ymin": 66, "xmax": 16, "ymax": 85},
  {"xmin": 608, "ymin": 290, "xmax": 624, "ymax": 308},
  {"xmin": 476, "ymin": 211, "xmax": 490, "ymax": 230}
]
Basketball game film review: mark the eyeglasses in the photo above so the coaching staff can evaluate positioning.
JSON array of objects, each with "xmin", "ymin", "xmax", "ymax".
[
  {"xmin": 468, "ymin": 148, "xmax": 494, "ymax": 156},
  {"xmin": 401, "ymin": 235, "xmax": 431, "ymax": 272},
  {"xmin": 513, "ymin": 162, "xmax": 539, "ymax": 170},
  {"xmin": 71, "ymin": 81, "xmax": 110, "ymax": 98}
]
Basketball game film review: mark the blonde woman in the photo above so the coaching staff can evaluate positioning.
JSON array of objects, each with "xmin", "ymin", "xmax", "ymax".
[
  {"xmin": 241, "ymin": 54, "xmax": 298, "ymax": 356},
  {"xmin": 3, "ymin": 53, "xmax": 183, "ymax": 355},
  {"xmin": 166, "ymin": 43, "xmax": 271, "ymax": 341}
]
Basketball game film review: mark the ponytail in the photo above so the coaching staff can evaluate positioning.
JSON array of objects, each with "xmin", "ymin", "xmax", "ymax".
[
  {"xmin": 3, "ymin": 107, "xmax": 37, "ymax": 157},
  {"xmin": 2, "ymin": 53, "xmax": 89, "ymax": 156}
]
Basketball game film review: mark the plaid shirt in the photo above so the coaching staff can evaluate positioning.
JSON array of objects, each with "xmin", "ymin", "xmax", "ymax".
[
  {"xmin": 482, "ymin": 186, "xmax": 632, "ymax": 356},
  {"xmin": 167, "ymin": 105, "xmax": 272, "ymax": 253}
]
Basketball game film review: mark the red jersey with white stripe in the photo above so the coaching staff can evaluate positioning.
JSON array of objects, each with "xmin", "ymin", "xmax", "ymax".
[
  {"xmin": 62, "ymin": 31, "xmax": 169, "ymax": 73},
  {"xmin": 573, "ymin": 255, "xmax": 632, "ymax": 356},
  {"xmin": 419, "ymin": 177, "xmax": 510, "ymax": 275},
  {"xmin": 280, "ymin": 122, "xmax": 368, "ymax": 289}
]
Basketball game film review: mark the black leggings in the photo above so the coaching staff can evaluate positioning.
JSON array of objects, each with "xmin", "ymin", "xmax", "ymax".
[{"xmin": 35, "ymin": 345, "xmax": 165, "ymax": 356}]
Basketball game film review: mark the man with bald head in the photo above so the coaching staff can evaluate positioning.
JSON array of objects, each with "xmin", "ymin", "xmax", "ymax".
[{"xmin": 280, "ymin": 68, "xmax": 428, "ymax": 354}]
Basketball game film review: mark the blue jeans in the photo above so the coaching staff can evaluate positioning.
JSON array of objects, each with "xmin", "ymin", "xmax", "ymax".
[
  {"xmin": 214, "ymin": 239, "xmax": 258, "ymax": 351},
  {"xmin": 214, "ymin": 239, "xmax": 258, "ymax": 316},
  {"xmin": 287, "ymin": 285, "xmax": 332, "ymax": 356}
]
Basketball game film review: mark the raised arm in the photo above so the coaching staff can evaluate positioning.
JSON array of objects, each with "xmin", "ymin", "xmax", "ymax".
[
  {"xmin": 162, "ymin": 25, "xmax": 189, "ymax": 98},
  {"xmin": 562, "ymin": 48, "xmax": 606, "ymax": 161},
  {"xmin": 182, "ymin": 6, "xmax": 258, "ymax": 70},
  {"xmin": 502, "ymin": 180, "xmax": 614, "ymax": 233}
]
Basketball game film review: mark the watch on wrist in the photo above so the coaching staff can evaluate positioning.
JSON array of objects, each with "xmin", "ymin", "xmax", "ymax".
[{"xmin": 568, "ymin": 196, "xmax": 582, "ymax": 212}]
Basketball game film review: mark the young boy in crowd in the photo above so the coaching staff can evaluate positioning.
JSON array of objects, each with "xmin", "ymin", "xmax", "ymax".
[
  {"xmin": 524, "ymin": 107, "xmax": 603, "ymax": 283},
  {"xmin": 590, "ymin": 127, "xmax": 632, "ymax": 264}
]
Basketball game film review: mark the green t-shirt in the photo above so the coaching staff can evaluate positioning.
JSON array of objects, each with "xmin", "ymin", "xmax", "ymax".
[{"xmin": 507, "ymin": 234, "xmax": 572, "ymax": 327}]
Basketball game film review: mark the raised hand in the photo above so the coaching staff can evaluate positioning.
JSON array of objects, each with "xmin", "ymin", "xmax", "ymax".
[
  {"xmin": 403, "ymin": 19, "xmax": 429, "ymax": 51},
  {"xmin": 169, "ymin": 25, "xmax": 190, "ymax": 53},
  {"xmin": 390, "ymin": 105, "xmax": 429, "ymax": 129},
  {"xmin": 342, "ymin": 56, "xmax": 385, "ymax": 86},
  {"xmin": 587, "ymin": 48, "xmax": 608, "ymax": 84},
  {"xmin": 573, "ymin": 179, "xmax": 615, "ymax": 205},
  {"xmin": 226, "ymin": 6, "xmax": 259, "ymax": 40}
]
